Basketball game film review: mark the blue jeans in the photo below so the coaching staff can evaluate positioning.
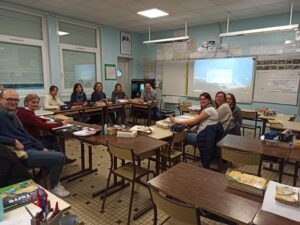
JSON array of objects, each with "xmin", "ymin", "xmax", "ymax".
[
  {"xmin": 25, "ymin": 147, "xmax": 65, "ymax": 189},
  {"xmin": 151, "ymin": 106, "xmax": 161, "ymax": 121},
  {"xmin": 184, "ymin": 132, "xmax": 198, "ymax": 146}
]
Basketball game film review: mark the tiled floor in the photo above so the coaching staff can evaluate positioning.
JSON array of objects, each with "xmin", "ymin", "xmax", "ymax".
[{"xmin": 57, "ymin": 130, "xmax": 297, "ymax": 225}]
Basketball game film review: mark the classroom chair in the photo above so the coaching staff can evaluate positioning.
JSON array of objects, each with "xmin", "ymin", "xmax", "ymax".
[
  {"xmin": 101, "ymin": 142, "xmax": 155, "ymax": 225},
  {"xmin": 220, "ymin": 147, "xmax": 263, "ymax": 176},
  {"xmin": 160, "ymin": 130, "xmax": 187, "ymax": 170},
  {"xmin": 159, "ymin": 100, "xmax": 175, "ymax": 119},
  {"xmin": 149, "ymin": 185, "xmax": 201, "ymax": 225},
  {"xmin": 241, "ymin": 110, "xmax": 261, "ymax": 138}
]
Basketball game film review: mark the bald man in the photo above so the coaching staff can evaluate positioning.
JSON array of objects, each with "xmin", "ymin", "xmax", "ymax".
[{"xmin": 0, "ymin": 89, "xmax": 70, "ymax": 198}]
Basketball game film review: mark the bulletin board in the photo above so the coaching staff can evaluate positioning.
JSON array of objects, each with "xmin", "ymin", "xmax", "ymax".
[{"xmin": 253, "ymin": 57, "xmax": 300, "ymax": 105}]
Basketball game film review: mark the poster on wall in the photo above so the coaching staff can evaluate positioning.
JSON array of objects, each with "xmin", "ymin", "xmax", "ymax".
[
  {"xmin": 120, "ymin": 32, "xmax": 132, "ymax": 55},
  {"xmin": 105, "ymin": 64, "xmax": 116, "ymax": 80}
]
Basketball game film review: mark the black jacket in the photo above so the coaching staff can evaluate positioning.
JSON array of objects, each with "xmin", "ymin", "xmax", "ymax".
[{"xmin": 196, "ymin": 122, "xmax": 226, "ymax": 168}]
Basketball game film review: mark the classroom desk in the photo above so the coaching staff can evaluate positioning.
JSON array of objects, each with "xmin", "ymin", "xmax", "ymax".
[
  {"xmin": 258, "ymin": 114, "xmax": 293, "ymax": 134},
  {"xmin": 268, "ymin": 120, "xmax": 300, "ymax": 133},
  {"xmin": 148, "ymin": 162, "xmax": 262, "ymax": 225},
  {"xmin": 288, "ymin": 149, "xmax": 300, "ymax": 186},
  {"xmin": 131, "ymin": 102, "xmax": 158, "ymax": 126},
  {"xmin": 57, "ymin": 121, "xmax": 101, "ymax": 182},
  {"xmin": 2, "ymin": 188, "xmax": 70, "ymax": 225},
  {"xmin": 147, "ymin": 125, "xmax": 172, "ymax": 140},
  {"xmin": 49, "ymin": 105, "xmax": 105, "ymax": 124},
  {"xmin": 77, "ymin": 134, "xmax": 167, "ymax": 198},
  {"xmin": 105, "ymin": 102, "xmax": 126, "ymax": 124},
  {"xmin": 252, "ymin": 206, "xmax": 299, "ymax": 225},
  {"xmin": 217, "ymin": 134, "xmax": 290, "ymax": 182}
]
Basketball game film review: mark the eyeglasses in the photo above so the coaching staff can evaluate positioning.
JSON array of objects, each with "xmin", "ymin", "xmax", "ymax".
[{"xmin": 2, "ymin": 98, "xmax": 20, "ymax": 103}]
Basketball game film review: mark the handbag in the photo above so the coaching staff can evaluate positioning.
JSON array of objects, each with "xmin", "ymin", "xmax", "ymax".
[{"xmin": 170, "ymin": 123, "xmax": 185, "ymax": 132}]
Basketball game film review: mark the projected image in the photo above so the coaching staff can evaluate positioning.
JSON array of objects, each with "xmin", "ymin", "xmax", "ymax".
[
  {"xmin": 207, "ymin": 69, "xmax": 232, "ymax": 84},
  {"xmin": 188, "ymin": 57, "xmax": 255, "ymax": 102}
]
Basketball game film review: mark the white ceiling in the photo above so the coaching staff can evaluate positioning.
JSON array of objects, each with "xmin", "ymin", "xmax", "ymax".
[{"xmin": 3, "ymin": 0, "xmax": 300, "ymax": 33}]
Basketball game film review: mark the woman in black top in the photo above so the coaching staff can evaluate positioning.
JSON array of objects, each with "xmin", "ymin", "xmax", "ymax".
[
  {"xmin": 226, "ymin": 93, "xmax": 242, "ymax": 135},
  {"xmin": 111, "ymin": 83, "xmax": 128, "ymax": 103},
  {"xmin": 91, "ymin": 82, "xmax": 106, "ymax": 102},
  {"xmin": 70, "ymin": 83, "xmax": 87, "ymax": 106}
]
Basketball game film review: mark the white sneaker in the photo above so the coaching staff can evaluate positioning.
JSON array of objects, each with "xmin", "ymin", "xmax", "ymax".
[
  {"xmin": 51, "ymin": 185, "xmax": 70, "ymax": 198},
  {"xmin": 56, "ymin": 182, "xmax": 66, "ymax": 190}
]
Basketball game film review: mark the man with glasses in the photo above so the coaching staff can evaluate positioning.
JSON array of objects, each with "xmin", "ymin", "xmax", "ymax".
[{"xmin": 0, "ymin": 88, "xmax": 70, "ymax": 198}]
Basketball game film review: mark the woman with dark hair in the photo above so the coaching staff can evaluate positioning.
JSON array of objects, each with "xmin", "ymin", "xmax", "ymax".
[
  {"xmin": 70, "ymin": 83, "xmax": 87, "ymax": 106},
  {"xmin": 215, "ymin": 91, "xmax": 234, "ymax": 132},
  {"xmin": 44, "ymin": 85, "xmax": 65, "ymax": 109},
  {"xmin": 111, "ymin": 83, "xmax": 128, "ymax": 102},
  {"xmin": 91, "ymin": 82, "xmax": 106, "ymax": 102},
  {"xmin": 226, "ymin": 93, "xmax": 242, "ymax": 135},
  {"xmin": 170, "ymin": 92, "xmax": 219, "ymax": 145}
]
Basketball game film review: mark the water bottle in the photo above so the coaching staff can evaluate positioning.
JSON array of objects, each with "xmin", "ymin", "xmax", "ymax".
[{"xmin": 103, "ymin": 124, "xmax": 108, "ymax": 135}]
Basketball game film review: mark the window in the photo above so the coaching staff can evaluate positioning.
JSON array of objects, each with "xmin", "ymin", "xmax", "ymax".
[
  {"xmin": 58, "ymin": 20, "xmax": 100, "ymax": 93},
  {"xmin": 0, "ymin": 7, "xmax": 48, "ymax": 91}
]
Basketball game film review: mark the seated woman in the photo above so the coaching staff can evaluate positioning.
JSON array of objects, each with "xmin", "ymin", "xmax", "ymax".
[
  {"xmin": 70, "ymin": 83, "xmax": 87, "ymax": 107},
  {"xmin": 226, "ymin": 93, "xmax": 242, "ymax": 135},
  {"xmin": 91, "ymin": 82, "xmax": 116, "ymax": 124},
  {"xmin": 111, "ymin": 83, "xmax": 128, "ymax": 124},
  {"xmin": 17, "ymin": 94, "xmax": 76, "ymax": 164},
  {"xmin": 91, "ymin": 82, "xmax": 106, "ymax": 102},
  {"xmin": 215, "ymin": 91, "xmax": 234, "ymax": 132},
  {"xmin": 170, "ymin": 92, "xmax": 218, "ymax": 146},
  {"xmin": 44, "ymin": 85, "xmax": 65, "ymax": 110},
  {"xmin": 111, "ymin": 83, "xmax": 128, "ymax": 102},
  {"xmin": 170, "ymin": 93, "xmax": 224, "ymax": 168}
]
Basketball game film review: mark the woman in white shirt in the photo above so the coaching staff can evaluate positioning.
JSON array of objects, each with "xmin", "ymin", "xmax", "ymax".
[
  {"xmin": 170, "ymin": 92, "xmax": 218, "ymax": 145},
  {"xmin": 44, "ymin": 85, "xmax": 65, "ymax": 110}
]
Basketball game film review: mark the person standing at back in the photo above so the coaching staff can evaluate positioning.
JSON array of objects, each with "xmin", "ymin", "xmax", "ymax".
[
  {"xmin": 0, "ymin": 88, "xmax": 70, "ymax": 198},
  {"xmin": 140, "ymin": 82, "xmax": 160, "ymax": 120}
]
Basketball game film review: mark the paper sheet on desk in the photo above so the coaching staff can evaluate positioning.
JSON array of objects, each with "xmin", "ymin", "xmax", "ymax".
[
  {"xmin": 1, "ymin": 204, "xmax": 40, "ymax": 225},
  {"xmin": 52, "ymin": 124, "xmax": 74, "ymax": 130},
  {"xmin": 262, "ymin": 181, "xmax": 300, "ymax": 222},
  {"xmin": 164, "ymin": 115, "xmax": 194, "ymax": 123}
]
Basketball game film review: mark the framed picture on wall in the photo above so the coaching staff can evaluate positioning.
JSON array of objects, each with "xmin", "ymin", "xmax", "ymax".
[
  {"xmin": 105, "ymin": 64, "xmax": 116, "ymax": 80},
  {"xmin": 120, "ymin": 31, "xmax": 132, "ymax": 55}
]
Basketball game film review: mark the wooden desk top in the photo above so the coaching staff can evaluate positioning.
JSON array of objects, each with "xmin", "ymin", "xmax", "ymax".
[
  {"xmin": 253, "ymin": 207, "xmax": 299, "ymax": 225},
  {"xmin": 259, "ymin": 114, "xmax": 293, "ymax": 122},
  {"xmin": 2, "ymin": 189, "xmax": 70, "ymax": 225},
  {"xmin": 268, "ymin": 121, "xmax": 300, "ymax": 133},
  {"xmin": 79, "ymin": 134, "xmax": 167, "ymax": 157},
  {"xmin": 147, "ymin": 126, "xmax": 172, "ymax": 140},
  {"xmin": 148, "ymin": 162, "xmax": 262, "ymax": 225},
  {"xmin": 49, "ymin": 105, "xmax": 105, "ymax": 114},
  {"xmin": 130, "ymin": 101, "xmax": 157, "ymax": 108},
  {"xmin": 217, "ymin": 134, "xmax": 290, "ymax": 160}
]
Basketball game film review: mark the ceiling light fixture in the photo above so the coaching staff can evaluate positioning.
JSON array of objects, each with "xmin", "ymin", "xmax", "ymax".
[
  {"xmin": 143, "ymin": 21, "xmax": 189, "ymax": 44},
  {"xmin": 219, "ymin": 2, "xmax": 298, "ymax": 38},
  {"xmin": 137, "ymin": 8, "xmax": 169, "ymax": 18}
]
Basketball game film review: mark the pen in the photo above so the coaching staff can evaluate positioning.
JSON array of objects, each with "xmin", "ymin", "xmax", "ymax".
[{"xmin": 25, "ymin": 206, "xmax": 34, "ymax": 218}]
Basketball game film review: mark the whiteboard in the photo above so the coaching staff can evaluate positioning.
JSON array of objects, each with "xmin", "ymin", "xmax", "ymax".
[
  {"xmin": 162, "ymin": 60, "xmax": 187, "ymax": 96},
  {"xmin": 254, "ymin": 70, "xmax": 300, "ymax": 105}
]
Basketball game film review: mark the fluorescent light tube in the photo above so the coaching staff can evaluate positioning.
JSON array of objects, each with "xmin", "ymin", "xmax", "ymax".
[
  {"xmin": 58, "ymin": 31, "xmax": 70, "ymax": 36},
  {"xmin": 143, "ymin": 36, "xmax": 189, "ymax": 44},
  {"xmin": 220, "ymin": 24, "xmax": 299, "ymax": 37}
]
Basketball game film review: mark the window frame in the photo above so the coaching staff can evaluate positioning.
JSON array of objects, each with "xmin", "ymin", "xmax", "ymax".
[
  {"xmin": 57, "ymin": 19, "xmax": 101, "ymax": 96},
  {"xmin": 0, "ymin": 6, "xmax": 49, "ymax": 96}
]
